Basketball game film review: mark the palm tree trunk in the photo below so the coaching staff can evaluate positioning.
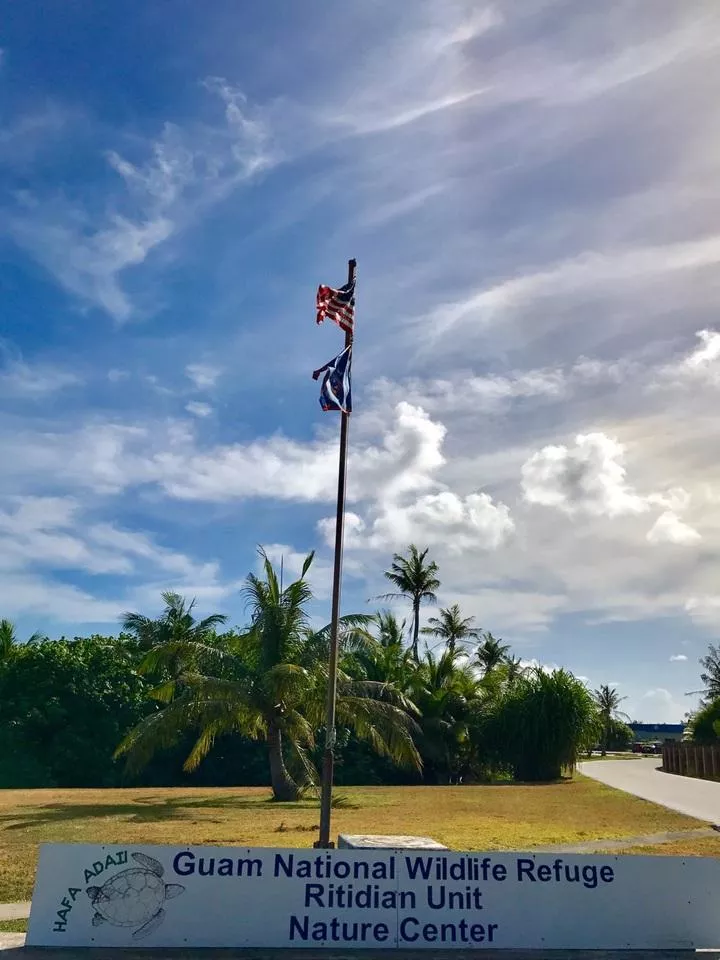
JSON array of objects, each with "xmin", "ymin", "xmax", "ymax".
[
  {"xmin": 267, "ymin": 722, "xmax": 300, "ymax": 801},
  {"xmin": 411, "ymin": 599, "xmax": 420, "ymax": 662}
]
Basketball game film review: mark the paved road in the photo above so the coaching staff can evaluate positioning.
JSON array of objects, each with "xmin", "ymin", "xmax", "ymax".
[{"xmin": 579, "ymin": 758, "xmax": 720, "ymax": 823}]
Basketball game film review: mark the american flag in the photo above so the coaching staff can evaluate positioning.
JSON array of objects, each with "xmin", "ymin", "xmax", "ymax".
[
  {"xmin": 316, "ymin": 278, "xmax": 355, "ymax": 335},
  {"xmin": 312, "ymin": 344, "xmax": 352, "ymax": 414}
]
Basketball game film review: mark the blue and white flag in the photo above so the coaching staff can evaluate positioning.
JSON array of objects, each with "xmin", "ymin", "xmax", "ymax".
[{"xmin": 312, "ymin": 344, "xmax": 352, "ymax": 413}]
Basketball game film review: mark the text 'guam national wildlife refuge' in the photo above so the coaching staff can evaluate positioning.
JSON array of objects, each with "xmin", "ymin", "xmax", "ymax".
[{"xmin": 28, "ymin": 843, "xmax": 719, "ymax": 950}]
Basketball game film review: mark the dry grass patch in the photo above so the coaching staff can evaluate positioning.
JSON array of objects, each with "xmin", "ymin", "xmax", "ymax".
[
  {"xmin": 0, "ymin": 776, "xmax": 702, "ymax": 902},
  {"xmin": 618, "ymin": 835, "xmax": 720, "ymax": 857}
]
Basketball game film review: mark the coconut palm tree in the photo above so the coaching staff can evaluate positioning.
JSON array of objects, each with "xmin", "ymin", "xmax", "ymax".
[
  {"xmin": 0, "ymin": 619, "xmax": 44, "ymax": 661},
  {"xmin": 116, "ymin": 550, "xmax": 421, "ymax": 801},
  {"xmin": 593, "ymin": 684, "xmax": 629, "ymax": 756},
  {"xmin": 412, "ymin": 647, "xmax": 482, "ymax": 783},
  {"xmin": 504, "ymin": 655, "xmax": 527, "ymax": 685},
  {"xmin": 422, "ymin": 604, "xmax": 480, "ymax": 654},
  {"xmin": 379, "ymin": 545, "xmax": 440, "ymax": 662},
  {"xmin": 121, "ymin": 592, "xmax": 228, "ymax": 660},
  {"xmin": 475, "ymin": 632, "xmax": 510, "ymax": 675},
  {"xmin": 698, "ymin": 644, "xmax": 720, "ymax": 703},
  {"xmin": 375, "ymin": 611, "xmax": 407, "ymax": 648},
  {"xmin": 352, "ymin": 612, "xmax": 415, "ymax": 692}
]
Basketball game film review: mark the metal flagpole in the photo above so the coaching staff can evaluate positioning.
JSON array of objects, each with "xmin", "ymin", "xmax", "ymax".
[{"xmin": 316, "ymin": 257, "xmax": 356, "ymax": 850}]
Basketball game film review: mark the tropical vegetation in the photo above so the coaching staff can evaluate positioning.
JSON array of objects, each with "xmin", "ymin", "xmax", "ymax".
[
  {"xmin": 593, "ymin": 684, "xmax": 629, "ymax": 756},
  {"xmin": 0, "ymin": 543, "xmax": 620, "ymax": 794}
]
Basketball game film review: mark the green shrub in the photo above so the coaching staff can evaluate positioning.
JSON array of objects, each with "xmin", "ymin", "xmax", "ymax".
[{"xmin": 484, "ymin": 668, "xmax": 599, "ymax": 781}]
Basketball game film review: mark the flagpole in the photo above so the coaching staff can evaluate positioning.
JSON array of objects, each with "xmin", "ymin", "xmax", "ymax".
[{"xmin": 316, "ymin": 257, "xmax": 356, "ymax": 850}]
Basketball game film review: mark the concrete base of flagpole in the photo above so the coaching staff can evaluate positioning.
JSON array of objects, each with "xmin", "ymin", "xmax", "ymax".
[{"xmin": 337, "ymin": 834, "xmax": 447, "ymax": 850}]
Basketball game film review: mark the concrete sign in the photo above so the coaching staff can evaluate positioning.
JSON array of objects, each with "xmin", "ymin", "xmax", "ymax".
[{"xmin": 27, "ymin": 843, "xmax": 720, "ymax": 949}]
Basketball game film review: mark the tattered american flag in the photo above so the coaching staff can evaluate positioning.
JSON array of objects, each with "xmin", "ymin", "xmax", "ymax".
[{"xmin": 316, "ymin": 279, "xmax": 355, "ymax": 335}]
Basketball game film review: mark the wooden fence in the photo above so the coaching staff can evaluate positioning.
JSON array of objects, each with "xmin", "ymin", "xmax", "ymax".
[{"xmin": 662, "ymin": 741, "xmax": 720, "ymax": 780}]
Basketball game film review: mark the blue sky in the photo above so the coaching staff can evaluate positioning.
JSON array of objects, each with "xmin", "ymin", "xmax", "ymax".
[{"xmin": 2, "ymin": 1, "xmax": 720, "ymax": 721}]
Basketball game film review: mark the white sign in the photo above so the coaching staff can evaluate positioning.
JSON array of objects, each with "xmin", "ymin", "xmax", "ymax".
[{"xmin": 27, "ymin": 843, "xmax": 720, "ymax": 949}]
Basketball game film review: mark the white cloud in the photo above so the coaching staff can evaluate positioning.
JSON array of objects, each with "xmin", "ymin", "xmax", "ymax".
[
  {"xmin": 260, "ymin": 542, "xmax": 334, "ymax": 599},
  {"xmin": 0, "ymin": 356, "xmax": 80, "ymax": 398},
  {"xmin": 521, "ymin": 432, "xmax": 648, "ymax": 517},
  {"xmin": 669, "ymin": 654, "xmax": 688, "ymax": 662},
  {"xmin": 185, "ymin": 401, "xmax": 213, "ymax": 418},
  {"xmin": 646, "ymin": 511, "xmax": 701, "ymax": 546},
  {"xmin": 332, "ymin": 491, "xmax": 514, "ymax": 553},
  {"xmin": 6, "ymin": 80, "xmax": 272, "ymax": 320},
  {"xmin": 637, "ymin": 688, "xmax": 686, "ymax": 723},
  {"xmin": 684, "ymin": 329, "xmax": 720, "ymax": 369},
  {"xmin": 0, "ymin": 574, "xmax": 122, "ymax": 624},
  {"xmin": 658, "ymin": 329, "xmax": 720, "ymax": 388},
  {"xmin": 685, "ymin": 596, "xmax": 720, "ymax": 628},
  {"xmin": 320, "ymin": 402, "xmax": 514, "ymax": 552},
  {"xmin": 0, "ymin": 495, "xmax": 219, "ymax": 587},
  {"xmin": 9, "ymin": 207, "xmax": 173, "ymax": 321},
  {"xmin": 420, "ymin": 237, "xmax": 720, "ymax": 344},
  {"xmin": 185, "ymin": 364, "xmax": 222, "ymax": 390},
  {"xmin": 520, "ymin": 658, "xmax": 558, "ymax": 676}
]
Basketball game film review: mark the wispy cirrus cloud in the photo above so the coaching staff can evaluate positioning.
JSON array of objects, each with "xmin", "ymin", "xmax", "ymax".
[
  {"xmin": 0, "ymin": 350, "xmax": 81, "ymax": 398},
  {"xmin": 5, "ymin": 79, "xmax": 273, "ymax": 321}
]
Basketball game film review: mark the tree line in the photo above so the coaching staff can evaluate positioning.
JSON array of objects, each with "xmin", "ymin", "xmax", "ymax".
[
  {"xmin": 686, "ymin": 643, "xmax": 720, "ymax": 743},
  {"xmin": 0, "ymin": 545, "xmax": 631, "ymax": 796}
]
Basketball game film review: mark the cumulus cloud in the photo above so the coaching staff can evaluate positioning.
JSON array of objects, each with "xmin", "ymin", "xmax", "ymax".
[
  {"xmin": 318, "ymin": 402, "xmax": 514, "ymax": 553},
  {"xmin": 685, "ymin": 596, "xmax": 720, "ymax": 628},
  {"xmin": 638, "ymin": 687, "xmax": 686, "ymax": 723},
  {"xmin": 657, "ymin": 329, "xmax": 720, "ymax": 389},
  {"xmin": 328, "ymin": 492, "xmax": 514, "ymax": 553},
  {"xmin": 669, "ymin": 654, "xmax": 688, "ymax": 662},
  {"xmin": 685, "ymin": 328, "xmax": 720, "ymax": 366},
  {"xmin": 646, "ymin": 511, "xmax": 701, "ymax": 545},
  {"xmin": 521, "ymin": 432, "xmax": 648, "ymax": 517}
]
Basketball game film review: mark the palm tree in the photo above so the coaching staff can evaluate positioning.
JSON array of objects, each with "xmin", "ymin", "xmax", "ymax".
[
  {"xmin": 412, "ymin": 647, "xmax": 483, "ymax": 783},
  {"xmin": 502, "ymin": 655, "xmax": 527, "ymax": 686},
  {"xmin": 0, "ymin": 619, "xmax": 44, "ymax": 661},
  {"xmin": 121, "ymin": 592, "xmax": 228, "ymax": 660},
  {"xmin": 422, "ymin": 604, "xmax": 480, "ymax": 654},
  {"xmin": 379, "ymin": 545, "xmax": 440, "ymax": 662},
  {"xmin": 593, "ymin": 684, "xmax": 629, "ymax": 756},
  {"xmin": 475, "ymin": 632, "xmax": 510, "ymax": 675},
  {"xmin": 116, "ymin": 550, "xmax": 421, "ymax": 801},
  {"xmin": 698, "ymin": 644, "xmax": 720, "ymax": 703},
  {"xmin": 375, "ymin": 611, "xmax": 407, "ymax": 648},
  {"xmin": 352, "ymin": 612, "xmax": 415, "ymax": 692}
]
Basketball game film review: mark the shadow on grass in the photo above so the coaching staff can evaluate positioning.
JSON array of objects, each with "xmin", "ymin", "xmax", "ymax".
[{"xmin": 0, "ymin": 794, "xmax": 325, "ymax": 832}]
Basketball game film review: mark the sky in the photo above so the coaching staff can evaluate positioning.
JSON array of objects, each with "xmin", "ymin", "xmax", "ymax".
[{"xmin": 1, "ymin": 0, "xmax": 719, "ymax": 723}]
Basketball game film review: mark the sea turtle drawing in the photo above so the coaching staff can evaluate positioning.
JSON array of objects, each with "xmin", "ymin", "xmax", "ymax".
[{"xmin": 86, "ymin": 852, "xmax": 185, "ymax": 940}]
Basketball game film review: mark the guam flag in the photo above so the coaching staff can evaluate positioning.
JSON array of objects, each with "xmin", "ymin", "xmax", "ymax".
[{"xmin": 312, "ymin": 344, "xmax": 352, "ymax": 413}]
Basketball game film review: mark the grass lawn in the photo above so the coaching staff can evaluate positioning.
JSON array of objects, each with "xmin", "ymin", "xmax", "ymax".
[
  {"xmin": 619, "ymin": 835, "xmax": 720, "ymax": 857},
  {"xmin": 0, "ymin": 776, "xmax": 704, "ymax": 903},
  {"xmin": 0, "ymin": 920, "xmax": 26, "ymax": 933}
]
